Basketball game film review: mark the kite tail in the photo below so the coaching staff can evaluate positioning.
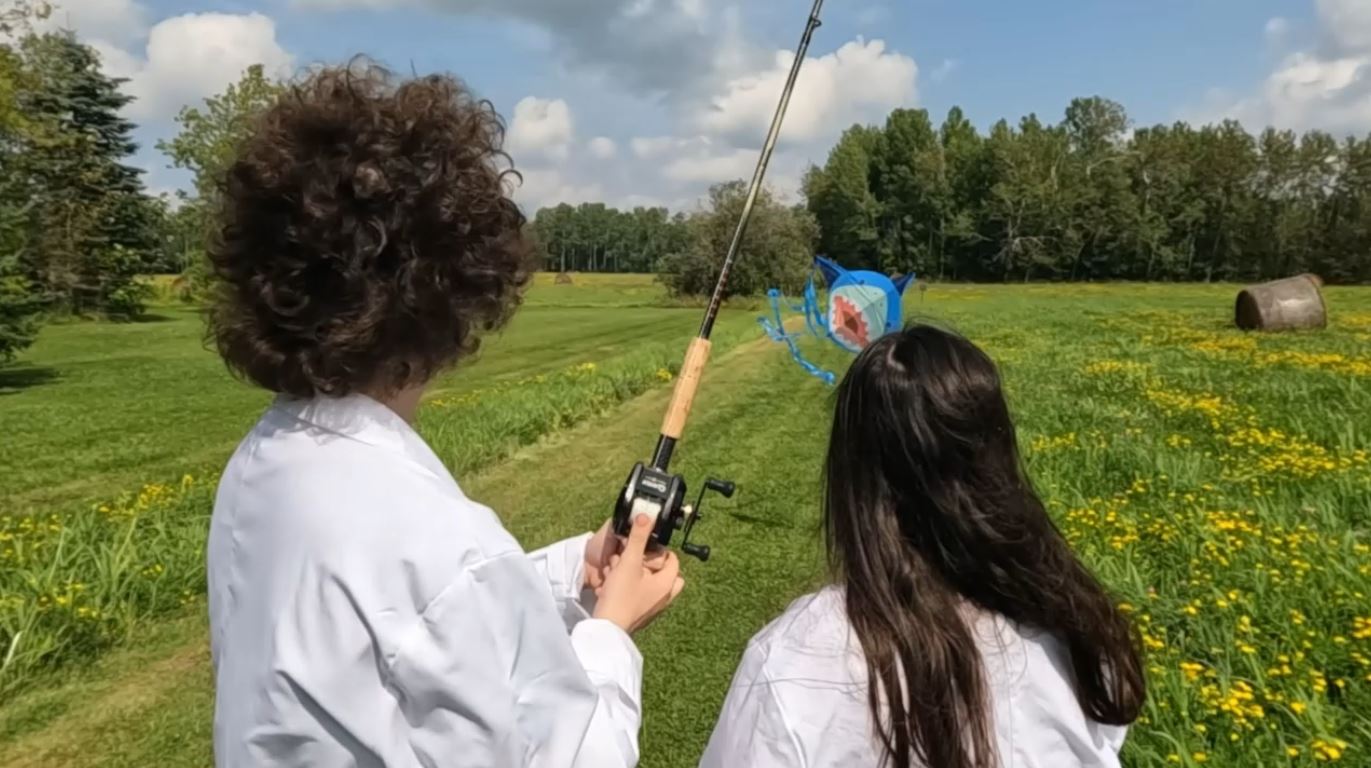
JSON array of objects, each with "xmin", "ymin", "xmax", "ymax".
[{"xmin": 758, "ymin": 288, "xmax": 838, "ymax": 386}]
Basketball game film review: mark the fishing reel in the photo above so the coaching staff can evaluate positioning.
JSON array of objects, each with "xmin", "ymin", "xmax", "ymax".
[{"xmin": 613, "ymin": 462, "xmax": 734, "ymax": 562}]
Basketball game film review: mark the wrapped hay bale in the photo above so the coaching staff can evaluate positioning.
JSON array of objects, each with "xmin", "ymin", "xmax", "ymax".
[{"xmin": 1235, "ymin": 274, "xmax": 1326, "ymax": 332}]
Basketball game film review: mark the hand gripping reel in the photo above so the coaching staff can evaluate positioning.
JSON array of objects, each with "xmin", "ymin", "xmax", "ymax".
[{"xmin": 612, "ymin": 465, "xmax": 734, "ymax": 562}]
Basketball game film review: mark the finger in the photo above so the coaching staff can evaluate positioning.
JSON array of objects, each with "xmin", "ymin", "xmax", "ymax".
[
  {"xmin": 654, "ymin": 550, "xmax": 681, "ymax": 583},
  {"xmin": 670, "ymin": 576, "xmax": 685, "ymax": 600},
  {"xmin": 623, "ymin": 513, "xmax": 653, "ymax": 565},
  {"xmin": 642, "ymin": 555, "xmax": 680, "ymax": 608},
  {"xmin": 598, "ymin": 519, "xmax": 623, "ymax": 555},
  {"xmin": 608, "ymin": 554, "xmax": 621, "ymax": 569},
  {"xmin": 588, "ymin": 528, "xmax": 616, "ymax": 567},
  {"xmin": 641, "ymin": 550, "xmax": 669, "ymax": 572}
]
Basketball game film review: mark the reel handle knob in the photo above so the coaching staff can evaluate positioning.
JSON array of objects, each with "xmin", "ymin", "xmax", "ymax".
[
  {"xmin": 682, "ymin": 543, "xmax": 711, "ymax": 562},
  {"xmin": 705, "ymin": 479, "xmax": 736, "ymax": 498}
]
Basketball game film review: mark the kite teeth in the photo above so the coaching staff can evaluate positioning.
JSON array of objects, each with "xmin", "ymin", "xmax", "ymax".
[{"xmin": 832, "ymin": 294, "xmax": 871, "ymax": 349}]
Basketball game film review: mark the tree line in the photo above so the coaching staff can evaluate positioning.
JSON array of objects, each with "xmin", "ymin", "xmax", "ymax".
[
  {"xmin": 528, "ymin": 187, "xmax": 820, "ymax": 298},
  {"xmin": 804, "ymin": 99, "xmax": 1371, "ymax": 284},
  {"xmin": 529, "ymin": 204, "xmax": 689, "ymax": 274},
  {"xmin": 531, "ymin": 98, "xmax": 1371, "ymax": 291}
]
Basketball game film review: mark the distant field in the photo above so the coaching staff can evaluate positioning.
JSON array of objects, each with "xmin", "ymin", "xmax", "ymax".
[
  {"xmin": 2, "ymin": 278, "xmax": 1370, "ymax": 768},
  {"xmin": 0, "ymin": 273, "xmax": 749, "ymax": 513}
]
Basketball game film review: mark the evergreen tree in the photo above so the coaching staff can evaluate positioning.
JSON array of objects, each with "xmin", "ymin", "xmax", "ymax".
[
  {"xmin": 0, "ymin": 2, "xmax": 49, "ymax": 360},
  {"xmin": 18, "ymin": 31, "xmax": 157, "ymax": 316}
]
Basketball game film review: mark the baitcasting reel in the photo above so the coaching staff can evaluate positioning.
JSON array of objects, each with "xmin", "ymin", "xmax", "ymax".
[{"xmin": 613, "ymin": 462, "xmax": 734, "ymax": 562}]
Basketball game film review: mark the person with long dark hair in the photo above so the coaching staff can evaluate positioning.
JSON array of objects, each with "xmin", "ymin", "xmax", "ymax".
[{"xmin": 701, "ymin": 323, "xmax": 1145, "ymax": 768}]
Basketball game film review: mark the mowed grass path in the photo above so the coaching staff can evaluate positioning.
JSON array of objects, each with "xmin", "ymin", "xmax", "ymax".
[{"xmin": 3, "ymin": 280, "xmax": 1370, "ymax": 767}]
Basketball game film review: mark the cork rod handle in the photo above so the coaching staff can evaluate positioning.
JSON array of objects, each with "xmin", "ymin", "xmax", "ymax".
[{"xmin": 660, "ymin": 338, "xmax": 712, "ymax": 439}]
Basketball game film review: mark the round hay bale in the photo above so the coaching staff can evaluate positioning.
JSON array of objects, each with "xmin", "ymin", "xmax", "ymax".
[
  {"xmin": 554, "ymin": 272, "xmax": 574, "ymax": 285},
  {"xmin": 1234, "ymin": 274, "xmax": 1326, "ymax": 332}
]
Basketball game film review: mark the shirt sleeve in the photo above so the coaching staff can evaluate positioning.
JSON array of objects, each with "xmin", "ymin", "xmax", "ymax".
[
  {"xmin": 527, "ymin": 533, "xmax": 596, "ymax": 627},
  {"xmin": 700, "ymin": 643, "xmax": 805, "ymax": 768},
  {"xmin": 1103, "ymin": 724, "xmax": 1129, "ymax": 754},
  {"xmin": 390, "ymin": 549, "xmax": 642, "ymax": 768}
]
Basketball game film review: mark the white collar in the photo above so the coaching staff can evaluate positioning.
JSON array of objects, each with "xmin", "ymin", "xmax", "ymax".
[{"xmin": 269, "ymin": 393, "xmax": 453, "ymax": 482}]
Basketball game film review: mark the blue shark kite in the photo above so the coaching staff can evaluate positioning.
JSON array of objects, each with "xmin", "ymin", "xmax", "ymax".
[{"xmin": 759, "ymin": 256, "xmax": 914, "ymax": 385}]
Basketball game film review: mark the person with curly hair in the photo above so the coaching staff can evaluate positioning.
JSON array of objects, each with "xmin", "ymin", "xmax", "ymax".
[{"xmin": 205, "ymin": 61, "xmax": 682, "ymax": 768}]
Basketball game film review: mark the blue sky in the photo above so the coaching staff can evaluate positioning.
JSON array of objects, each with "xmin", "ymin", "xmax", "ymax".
[{"xmin": 40, "ymin": 0, "xmax": 1371, "ymax": 212}]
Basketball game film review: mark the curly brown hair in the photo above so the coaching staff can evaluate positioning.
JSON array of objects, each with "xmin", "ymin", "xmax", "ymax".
[{"xmin": 208, "ymin": 60, "xmax": 533, "ymax": 399}]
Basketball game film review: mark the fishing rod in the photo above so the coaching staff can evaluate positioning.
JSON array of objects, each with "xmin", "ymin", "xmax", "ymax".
[{"xmin": 612, "ymin": 0, "xmax": 826, "ymax": 561}]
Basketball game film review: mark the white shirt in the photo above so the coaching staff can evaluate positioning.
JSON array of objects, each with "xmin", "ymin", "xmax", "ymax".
[
  {"xmin": 207, "ymin": 394, "xmax": 642, "ymax": 767},
  {"xmin": 701, "ymin": 587, "xmax": 1128, "ymax": 768}
]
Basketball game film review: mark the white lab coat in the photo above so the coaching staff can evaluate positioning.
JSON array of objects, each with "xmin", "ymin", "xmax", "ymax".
[
  {"xmin": 207, "ymin": 393, "xmax": 641, "ymax": 767},
  {"xmin": 701, "ymin": 587, "xmax": 1128, "ymax": 768}
]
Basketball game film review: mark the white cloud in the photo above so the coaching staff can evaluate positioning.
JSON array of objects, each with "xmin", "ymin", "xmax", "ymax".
[
  {"xmin": 588, "ymin": 136, "xmax": 618, "ymax": 159},
  {"xmin": 1318, "ymin": 0, "xmax": 1371, "ymax": 55},
  {"xmin": 507, "ymin": 97, "xmax": 575, "ymax": 162},
  {"xmin": 88, "ymin": 39, "xmax": 142, "ymax": 81},
  {"xmin": 120, "ymin": 13, "xmax": 293, "ymax": 121},
  {"xmin": 629, "ymin": 135, "xmax": 755, "ymax": 185},
  {"xmin": 513, "ymin": 33, "xmax": 919, "ymax": 212},
  {"xmin": 28, "ymin": 5, "xmax": 295, "ymax": 203},
  {"xmin": 1225, "ymin": 54, "xmax": 1371, "ymax": 134},
  {"xmin": 504, "ymin": 98, "xmax": 596, "ymax": 211},
  {"xmin": 662, "ymin": 146, "xmax": 756, "ymax": 182},
  {"xmin": 696, "ymin": 38, "xmax": 916, "ymax": 146},
  {"xmin": 1199, "ymin": 0, "xmax": 1371, "ymax": 135},
  {"xmin": 40, "ymin": 7, "xmax": 293, "ymax": 122},
  {"xmin": 511, "ymin": 166, "xmax": 604, "ymax": 212},
  {"xmin": 631, "ymin": 136, "xmax": 684, "ymax": 159},
  {"xmin": 284, "ymin": 1, "xmax": 923, "ymax": 213}
]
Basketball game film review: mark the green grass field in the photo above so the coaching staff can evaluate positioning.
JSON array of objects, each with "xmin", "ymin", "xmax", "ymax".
[{"xmin": 2, "ymin": 275, "xmax": 1370, "ymax": 767}]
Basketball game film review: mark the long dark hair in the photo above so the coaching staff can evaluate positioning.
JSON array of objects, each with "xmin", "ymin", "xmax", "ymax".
[{"xmin": 824, "ymin": 323, "xmax": 1145, "ymax": 768}]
